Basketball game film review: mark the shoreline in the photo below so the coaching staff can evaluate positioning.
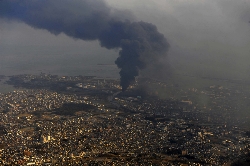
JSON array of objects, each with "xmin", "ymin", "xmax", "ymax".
[{"xmin": 0, "ymin": 75, "xmax": 17, "ymax": 93}]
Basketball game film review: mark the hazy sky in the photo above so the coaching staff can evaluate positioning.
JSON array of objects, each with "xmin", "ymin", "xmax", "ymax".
[{"xmin": 0, "ymin": 0, "xmax": 250, "ymax": 80}]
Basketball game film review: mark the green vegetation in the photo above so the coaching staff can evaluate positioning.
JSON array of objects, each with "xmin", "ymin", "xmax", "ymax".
[{"xmin": 52, "ymin": 103, "xmax": 96, "ymax": 116}]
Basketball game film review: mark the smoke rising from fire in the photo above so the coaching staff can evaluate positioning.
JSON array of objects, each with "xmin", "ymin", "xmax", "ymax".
[{"xmin": 0, "ymin": 0, "xmax": 169, "ymax": 91}]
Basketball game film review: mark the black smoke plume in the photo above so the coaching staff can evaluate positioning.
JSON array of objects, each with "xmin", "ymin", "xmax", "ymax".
[{"xmin": 0, "ymin": 0, "xmax": 169, "ymax": 91}]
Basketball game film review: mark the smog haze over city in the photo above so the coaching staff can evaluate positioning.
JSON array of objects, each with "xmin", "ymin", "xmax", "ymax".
[{"xmin": 0, "ymin": 0, "xmax": 250, "ymax": 165}]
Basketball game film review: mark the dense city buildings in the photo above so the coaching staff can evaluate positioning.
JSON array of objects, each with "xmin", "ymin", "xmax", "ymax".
[{"xmin": 0, "ymin": 74, "xmax": 249, "ymax": 165}]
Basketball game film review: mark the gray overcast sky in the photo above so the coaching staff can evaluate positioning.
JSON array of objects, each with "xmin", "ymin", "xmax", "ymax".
[{"xmin": 0, "ymin": 0, "xmax": 250, "ymax": 80}]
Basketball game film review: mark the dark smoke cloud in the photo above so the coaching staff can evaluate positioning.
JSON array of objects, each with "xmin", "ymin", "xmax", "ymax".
[{"xmin": 0, "ymin": 0, "xmax": 169, "ymax": 91}]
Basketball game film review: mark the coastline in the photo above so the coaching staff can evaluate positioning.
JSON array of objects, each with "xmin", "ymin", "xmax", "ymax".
[{"xmin": 0, "ymin": 76, "xmax": 17, "ymax": 93}]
